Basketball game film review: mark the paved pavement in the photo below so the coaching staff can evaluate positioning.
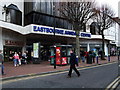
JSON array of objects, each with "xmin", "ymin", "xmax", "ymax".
[
  {"xmin": 3, "ymin": 63, "xmax": 118, "ymax": 88},
  {"xmin": 2, "ymin": 56, "xmax": 118, "ymax": 79}
]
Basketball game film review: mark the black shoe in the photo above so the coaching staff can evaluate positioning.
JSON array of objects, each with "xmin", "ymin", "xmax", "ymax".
[
  {"xmin": 67, "ymin": 75, "xmax": 71, "ymax": 78},
  {"xmin": 2, "ymin": 73, "xmax": 6, "ymax": 75},
  {"xmin": 78, "ymin": 74, "xmax": 80, "ymax": 77}
]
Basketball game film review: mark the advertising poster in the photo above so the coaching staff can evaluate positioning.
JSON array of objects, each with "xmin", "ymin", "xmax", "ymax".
[
  {"xmin": 62, "ymin": 57, "xmax": 67, "ymax": 65},
  {"xmin": 33, "ymin": 43, "xmax": 39, "ymax": 58},
  {"xmin": 50, "ymin": 48, "xmax": 54, "ymax": 64},
  {"xmin": 56, "ymin": 47, "xmax": 61, "ymax": 65}
]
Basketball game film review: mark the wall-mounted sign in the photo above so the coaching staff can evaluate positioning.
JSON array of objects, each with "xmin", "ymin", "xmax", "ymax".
[
  {"xmin": 33, "ymin": 26, "xmax": 91, "ymax": 38},
  {"xmin": 5, "ymin": 40, "xmax": 24, "ymax": 46},
  {"xmin": 33, "ymin": 43, "xmax": 39, "ymax": 58}
]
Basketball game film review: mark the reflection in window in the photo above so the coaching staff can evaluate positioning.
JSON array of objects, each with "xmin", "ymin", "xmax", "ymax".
[
  {"xmin": 41, "ymin": 2, "xmax": 46, "ymax": 13},
  {"xmin": 62, "ymin": 47, "xmax": 67, "ymax": 57}
]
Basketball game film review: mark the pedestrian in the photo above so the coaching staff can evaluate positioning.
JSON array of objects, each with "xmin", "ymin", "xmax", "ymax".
[
  {"xmin": 13, "ymin": 52, "xmax": 19, "ymax": 67},
  {"xmin": 98, "ymin": 50, "xmax": 102, "ymax": 59},
  {"xmin": 80, "ymin": 50, "xmax": 85, "ymax": 63},
  {"xmin": 92, "ymin": 50, "xmax": 96, "ymax": 63},
  {"xmin": 9, "ymin": 51, "xmax": 14, "ymax": 61},
  {"xmin": 22, "ymin": 52, "xmax": 27, "ymax": 64},
  {"xmin": 26, "ymin": 51, "xmax": 31, "ymax": 63},
  {"xmin": 18, "ymin": 52, "xmax": 22, "ymax": 65},
  {"xmin": 67, "ymin": 50, "xmax": 80, "ymax": 78},
  {"xmin": 0, "ymin": 50, "xmax": 5, "ymax": 75}
]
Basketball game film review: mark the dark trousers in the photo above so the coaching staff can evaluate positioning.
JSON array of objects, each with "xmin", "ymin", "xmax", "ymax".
[
  {"xmin": 93, "ymin": 57, "xmax": 95, "ymax": 63},
  {"xmin": 0, "ymin": 64, "xmax": 4, "ymax": 74},
  {"xmin": 68, "ymin": 65, "xmax": 80, "ymax": 77},
  {"xmin": 0, "ymin": 61, "xmax": 4, "ymax": 74}
]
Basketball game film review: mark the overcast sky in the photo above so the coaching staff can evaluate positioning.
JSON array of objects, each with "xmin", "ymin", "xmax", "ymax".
[{"xmin": 96, "ymin": 0, "xmax": 120, "ymax": 16}]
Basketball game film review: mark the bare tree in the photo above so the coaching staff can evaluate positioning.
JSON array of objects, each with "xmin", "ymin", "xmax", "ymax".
[
  {"xmin": 94, "ymin": 5, "xmax": 115, "ymax": 60},
  {"xmin": 59, "ymin": 1, "xmax": 96, "ymax": 60}
]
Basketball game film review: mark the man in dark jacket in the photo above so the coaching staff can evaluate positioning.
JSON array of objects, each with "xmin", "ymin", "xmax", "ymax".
[
  {"xmin": 67, "ymin": 50, "xmax": 80, "ymax": 78},
  {"xmin": 0, "ymin": 50, "xmax": 5, "ymax": 75}
]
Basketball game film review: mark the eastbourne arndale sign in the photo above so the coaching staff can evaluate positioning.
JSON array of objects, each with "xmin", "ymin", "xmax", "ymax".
[{"xmin": 33, "ymin": 25, "xmax": 91, "ymax": 38}]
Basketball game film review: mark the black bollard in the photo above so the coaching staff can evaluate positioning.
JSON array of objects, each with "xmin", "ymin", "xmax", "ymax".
[
  {"xmin": 54, "ymin": 54, "xmax": 56, "ymax": 69},
  {"xmin": 108, "ymin": 55, "xmax": 110, "ymax": 62}
]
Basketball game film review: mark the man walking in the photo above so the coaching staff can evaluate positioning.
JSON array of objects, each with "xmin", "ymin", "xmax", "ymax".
[
  {"xmin": 67, "ymin": 50, "xmax": 80, "ymax": 78},
  {"xmin": 0, "ymin": 50, "xmax": 5, "ymax": 75}
]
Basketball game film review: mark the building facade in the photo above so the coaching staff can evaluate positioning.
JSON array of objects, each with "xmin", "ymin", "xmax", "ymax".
[{"xmin": 0, "ymin": 0, "xmax": 117, "ymax": 61}]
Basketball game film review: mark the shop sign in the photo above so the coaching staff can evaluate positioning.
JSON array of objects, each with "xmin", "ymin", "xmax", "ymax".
[
  {"xmin": 33, "ymin": 26, "xmax": 91, "ymax": 38},
  {"xmin": 5, "ymin": 40, "xmax": 24, "ymax": 46}
]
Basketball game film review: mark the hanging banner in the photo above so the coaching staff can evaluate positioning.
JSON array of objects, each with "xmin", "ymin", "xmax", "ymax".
[{"xmin": 33, "ymin": 43, "xmax": 39, "ymax": 58}]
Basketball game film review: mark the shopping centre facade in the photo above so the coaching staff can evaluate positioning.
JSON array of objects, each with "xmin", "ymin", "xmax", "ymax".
[{"xmin": 0, "ymin": 0, "xmax": 117, "ymax": 61}]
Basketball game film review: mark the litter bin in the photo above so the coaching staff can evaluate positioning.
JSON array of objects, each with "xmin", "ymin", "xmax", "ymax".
[{"xmin": 86, "ymin": 51, "xmax": 92, "ymax": 64}]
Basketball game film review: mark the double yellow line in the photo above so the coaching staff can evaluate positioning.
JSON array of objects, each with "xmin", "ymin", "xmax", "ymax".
[
  {"xmin": 105, "ymin": 76, "xmax": 120, "ymax": 90},
  {"xmin": 1, "ymin": 62, "xmax": 117, "ymax": 85}
]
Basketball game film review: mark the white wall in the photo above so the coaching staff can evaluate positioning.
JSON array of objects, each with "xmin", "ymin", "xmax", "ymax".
[
  {"xmin": 0, "ymin": 28, "xmax": 3, "ymax": 51},
  {"xmin": 117, "ymin": 1, "xmax": 120, "ymax": 47},
  {"xmin": 0, "ymin": 0, "xmax": 24, "ymax": 22},
  {"xmin": 2, "ymin": 29, "xmax": 25, "ymax": 45},
  {"xmin": 104, "ymin": 43, "xmax": 108, "ymax": 56}
]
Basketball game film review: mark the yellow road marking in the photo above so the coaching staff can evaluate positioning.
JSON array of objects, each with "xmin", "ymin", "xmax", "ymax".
[
  {"xmin": 1, "ymin": 62, "xmax": 117, "ymax": 84},
  {"xmin": 105, "ymin": 76, "xmax": 120, "ymax": 90}
]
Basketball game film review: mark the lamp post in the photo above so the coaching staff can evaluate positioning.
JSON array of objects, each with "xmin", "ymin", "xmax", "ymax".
[
  {"xmin": 53, "ymin": 3, "xmax": 56, "ymax": 69},
  {"xmin": 53, "ymin": 4, "xmax": 56, "ymax": 36}
]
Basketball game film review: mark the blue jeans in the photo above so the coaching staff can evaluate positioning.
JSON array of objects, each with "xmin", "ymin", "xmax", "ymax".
[
  {"xmin": 0, "ymin": 63, "xmax": 4, "ymax": 74},
  {"xmin": 13, "ymin": 59, "xmax": 18, "ymax": 66},
  {"xmin": 2, "ymin": 64, "xmax": 4, "ymax": 74},
  {"xmin": 81, "ymin": 56, "xmax": 85, "ymax": 62}
]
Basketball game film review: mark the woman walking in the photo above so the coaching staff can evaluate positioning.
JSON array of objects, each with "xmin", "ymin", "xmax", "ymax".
[{"xmin": 13, "ymin": 52, "xmax": 19, "ymax": 67}]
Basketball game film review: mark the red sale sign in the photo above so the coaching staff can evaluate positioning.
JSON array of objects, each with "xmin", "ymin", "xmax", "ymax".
[
  {"xmin": 62, "ymin": 57, "xmax": 67, "ymax": 65},
  {"xmin": 56, "ymin": 47, "xmax": 61, "ymax": 65}
]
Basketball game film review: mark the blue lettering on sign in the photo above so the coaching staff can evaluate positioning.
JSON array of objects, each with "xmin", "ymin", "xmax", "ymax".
[
  {"xmin": 49, "ymin": 28, "xmax": 54, "ymax": 33},
  {"xmin": 45, "ymin": 28, "xmax": 49, "ymax": 33},
  {"xmin": 81, "ymin": 33, "xmax": 91, "ymax": 37},
  {"xmin": 55, "ymin": 29, "xmax": 64, "ymax": 34},
  {"xmin": 33, "ymin": 26, "xmax": 91, "ymax": 38},
  {"xmin": 65, "ymin": 31, "xmax": 76, "ymax": 35},
  {"xmin": 33, "ymin": 26, "xmax": 37, "ymax": 31}
]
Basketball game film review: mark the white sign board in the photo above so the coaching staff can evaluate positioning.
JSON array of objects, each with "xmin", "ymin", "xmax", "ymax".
[{"xmin": 33, "ymin": 43, "xmax": 39, "ymax": 58}]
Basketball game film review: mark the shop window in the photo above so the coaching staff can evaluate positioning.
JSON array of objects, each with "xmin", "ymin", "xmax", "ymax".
[{"xmin": 62, "ymin": 47, "xmax": 67, "ymax": 57}]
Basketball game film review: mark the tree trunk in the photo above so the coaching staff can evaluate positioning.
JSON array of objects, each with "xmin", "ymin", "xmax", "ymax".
[
  {"xmin": 76, "ymin": 30, "xmax": 80, "ymax": 61},
  {"xmin": 101, "ymin": 31, "xmax": 106, "ymax": 60},
  {"xmin": 73, "ymin": 22, "xmax": 80, "ymax": 61}
]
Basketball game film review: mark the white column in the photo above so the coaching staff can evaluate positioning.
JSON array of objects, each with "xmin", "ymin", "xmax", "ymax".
[
  {"xmin": 22, "ymin": 38, "xmax": 26, "ymax": 54},
  {"xmin": 104, "ymin": 43, "xmax": 108, "ymax": 56},
  {"xmin": 87, "ymin": 42, "xmax": 90, "ymax": 52},
  {"xmin": 0, "ymin": 28, "xmax": 3, "ymax": 51},
  {"xmin": 22, "ymin": 0, "xmax": 24, "ymax": 26}
]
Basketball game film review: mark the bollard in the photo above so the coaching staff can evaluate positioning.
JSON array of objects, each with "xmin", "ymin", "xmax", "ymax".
[
  {"xmin": 96, "ymin": 56, "xmax": 98, "ymax": 64},
  {"xmin": 118, "ymin": 55, "xmax": 119, "ymax": 61},
  {"xmin": 108, "ymin": 55, "xmax": 110, "ymax": 62},
  {"xmin": 54, "ymin": 54, "xmax": 56, "ymax": 69}
]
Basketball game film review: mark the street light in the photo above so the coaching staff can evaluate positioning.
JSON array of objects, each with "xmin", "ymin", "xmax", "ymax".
[
  {"xmin": 53, "ymin": 3, "xmax": 56, "ymax": 69},
  {"xmin": 53, "ymin": 3, "xmax": 56, "ymax": 36}
]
